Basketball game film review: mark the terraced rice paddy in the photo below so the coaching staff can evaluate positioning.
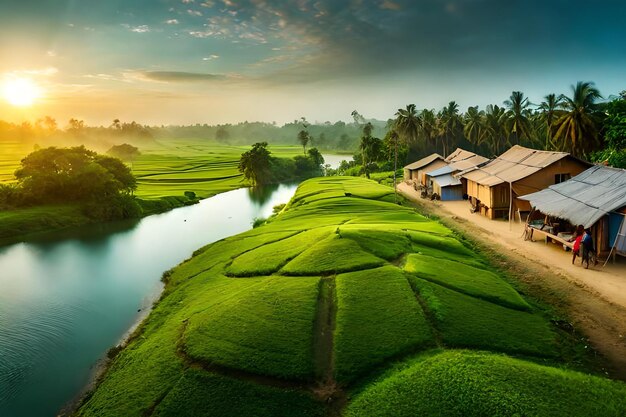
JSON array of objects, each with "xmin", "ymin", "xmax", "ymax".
[
  {"xmin": 0, "ymin": 141, "xmax": 30, "ymax": 183},
  {"xmin": 133, "ymin": 140, "xmax": 302, "ymax": 199},
  {"xmin": 77, "ymin": 177, "xmax": 626, "ymax": 417},
  {"xmin": 0, "ymin": 139, "xmax": 303, "ymax": 199}
]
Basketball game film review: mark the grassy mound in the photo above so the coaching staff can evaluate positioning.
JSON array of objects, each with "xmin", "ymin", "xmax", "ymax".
[
  {"xmin": 281, "ymin": 234, "xmax": 385, "ymax": 275},
  {"xmin": 411, "ymin": 278, "xmax": 556, "ymax": 356},
  {"xmin": 404, "ymin": 254, "xmax": 530, "ymax": 310},
  {"xmin": 226, "ymin": 227, "xmax": 333, "ymax": 276},
  {"xmin": 182, "ymin": 276, "xmax": 320, "ymax": 380},
  {"xmin": 334, "ymin": 266, "xmax": 433, "ymax": 382},
  {"xmin": 345, "ymin": 350, "xmax": 626, "ymax": 417},
  {"xmin": 78, "ymin": 177, "xmax": 625, "ymax": 417}
]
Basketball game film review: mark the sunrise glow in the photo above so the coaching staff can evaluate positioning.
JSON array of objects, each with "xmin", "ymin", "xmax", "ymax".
[{"xmin": 2, "ymin": 77, "xmax": 41, "ymax": 107}]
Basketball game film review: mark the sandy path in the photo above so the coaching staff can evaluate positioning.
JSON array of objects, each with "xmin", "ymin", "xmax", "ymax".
[{"xmin": 399, "ymin": 182, "xmax": 626, "ymax": 377}]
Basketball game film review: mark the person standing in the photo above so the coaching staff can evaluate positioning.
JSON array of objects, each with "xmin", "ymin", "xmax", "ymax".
[
  {"xmin": 581, "ymin": 228, "xmax": 597, "ymax": 269},
  {"xmin": 570, "ymin": 225, "xmax": 584, "ymax": 265}
]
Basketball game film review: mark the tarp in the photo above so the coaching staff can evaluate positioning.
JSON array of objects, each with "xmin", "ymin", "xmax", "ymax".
[
  {"xmin": 460, "ymin": 145, "xmax": 578, "ymax": 186},
  {"xmin": 433, "ymin": 173, "xmax": 462, "ymax": 188},
  {"xmin": 614, "ymin": 215, "xmax": 626, "ymax": 256},
  {"xmin": 519, "ymin": 165, "xmax": 626, "ymax": 228}
]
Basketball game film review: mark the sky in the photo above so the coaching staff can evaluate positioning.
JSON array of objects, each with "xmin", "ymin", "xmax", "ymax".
[{"xmin": 0, "ymin": 0, "xmax": 625, "ymax": 126}]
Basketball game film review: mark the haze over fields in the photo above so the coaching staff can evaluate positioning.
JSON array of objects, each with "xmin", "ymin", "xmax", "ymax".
[{"xmin": 1, "ymin": 0, "xmax": 625, "ymax": 125}]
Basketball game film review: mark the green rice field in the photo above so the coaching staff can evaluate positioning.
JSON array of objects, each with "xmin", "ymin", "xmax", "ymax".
[
  {"xmin": 76, "ymin": 176, "xmax": 626, "ymax": 417},
  {"xmin": 0, "ymin": 139, "xmax": 303, "ymax": 199}
]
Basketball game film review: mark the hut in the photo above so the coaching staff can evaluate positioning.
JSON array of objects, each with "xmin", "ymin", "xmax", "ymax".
[
  {"xmin": 459, "ymin": 145, "xmax": 590, "ymax": 220},
  {"xmin": 425, "ymin": 149, "xmax": 489, "ymax": 200},
  {"xmin": 519, "ymin": 165, "xmax": 626, "ymax": 258},
  {"xmin": 403, "ymin": 153, "xmax": 446, "ymax": 188}
]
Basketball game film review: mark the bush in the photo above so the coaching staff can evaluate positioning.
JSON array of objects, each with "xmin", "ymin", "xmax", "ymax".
[{"xmin": 184, "ymin": 191, "xmax": 197, "ymax": 200}]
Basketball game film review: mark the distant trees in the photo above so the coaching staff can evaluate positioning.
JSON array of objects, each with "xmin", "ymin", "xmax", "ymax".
[
  {"xmin": 359, "ymin": 122, "xmax": 383, "ymax": 179},
  {"xmin": 297, "ymin": 117, "xmax": 310, "ymax": 155},
  {"xmin": 238, "ymin": 142, "xmax": 325, "ymax": 186},
  {"xmin": 1, "ymin": 146, "xmax": 140, "ymax": 219},
  {"xmin": 107, "ymin": 143, "xmax": 141, "ymax": 167},
  {"xmin": 215, "ymin": 126, "xmax": 230, "ymax": 143}
]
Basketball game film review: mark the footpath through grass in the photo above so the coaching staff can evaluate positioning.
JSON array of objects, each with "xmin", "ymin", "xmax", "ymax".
[{"xmin": 77, "ymin": 176, "xmax": 626, "ymax": 417}]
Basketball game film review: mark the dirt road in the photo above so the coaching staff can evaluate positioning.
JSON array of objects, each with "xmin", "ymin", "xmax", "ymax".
[{"xmin": 399, "ymin": 182, "xmax": 626, "ymax": 378}]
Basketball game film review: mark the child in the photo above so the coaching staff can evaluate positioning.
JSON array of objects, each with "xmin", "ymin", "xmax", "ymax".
[
  {"xmin": 581, "ymin": 228, "xmax": 597, "ymax": 269},
  {"xmin": 570, "ymin": 225, "xmax": 584, "ymax": 265}
]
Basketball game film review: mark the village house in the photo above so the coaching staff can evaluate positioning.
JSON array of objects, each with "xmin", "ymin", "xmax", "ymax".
[
  {"xmin": 519, "ymin": 165, "xmax": 626, "ymax": 259},
  {"xmin": 424, "ymin": 148, "xmax": 489, "ymax": 201},
  {"xmin": 459, "ymin": 145, "xmax": 590, "ymax": 220}
]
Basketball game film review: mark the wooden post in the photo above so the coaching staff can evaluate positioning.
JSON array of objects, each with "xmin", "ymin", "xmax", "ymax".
[{"xmin": 508, "ymin": 182, "xmax": 513, "ymax": 231}]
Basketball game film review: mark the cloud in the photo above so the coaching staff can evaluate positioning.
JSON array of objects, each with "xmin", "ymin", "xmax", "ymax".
[
  {"xmin": 379, "ymin": 0, "xmax": 401, "ymax": 10},
  {"xmin": 122, "ymin": 24, "xmax": 151, "ymax": 33},
  {"xmin": 202, "ymin": 55, "xmax": 220, "ymax": 60},
  {"xmin": 132, "ymin": 71, "xmax": 227, "ymax": 83},
  {"xmin": 165, "ymin": 19, "xmax": 180, "ymax": 24}
]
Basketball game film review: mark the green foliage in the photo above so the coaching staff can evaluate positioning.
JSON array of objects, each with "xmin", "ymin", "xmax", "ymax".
[
  {"xmin": 411, "ymin": 278, "xmax": 556, "ymax": 356},
  {"xmin": 345, "ymin": 350, "xmax": 626, "ymax": 417},
  {"xmin": 404, "ymin": 254, "xmax": 530, "ymax": 310},
  {"xmin": 183, "ymin": 276, "xmax": 320, "ymax": 380},
  {"xmin": 334, "ymin": 266, "xmax": 433, "ymax": 382},
  {"xmin": 238, "ymin": 142, "xmax": 272, "ymax": 186},
  {"xmin": 14, "ymin": 146, "xmax": 136, "ymax": 204},
  {"xmin": 107, "ymin": 143, "xmax": 141, "ymax": 162}
]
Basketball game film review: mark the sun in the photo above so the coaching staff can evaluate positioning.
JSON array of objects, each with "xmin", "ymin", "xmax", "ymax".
[{"xmin": 2, "ymin": 77, "xmax": 41, "ymax": 107}]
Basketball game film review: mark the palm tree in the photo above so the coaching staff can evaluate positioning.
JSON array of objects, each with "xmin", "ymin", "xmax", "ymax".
[
  {"xmin": 480, "ymin": 104, "xmax": 509, "ymax": 156},
  {"xmin": 504, "ymin": 91, "xmax": 533, "ymax": 146},
  {"xmin": 552, "ymin": 82, "xmax": 602, "ymax": 158},
  {"xmin": 360, "ymin": 122, "xmax": 377, "ymax": 179},
  {"xmin": 537, "ymin": 93, "xmax": 563, "ymax": 150},
  {"xmin": 463, "ymin": 106, "xmax": 484, "ymax": 147},
  {"xmin": 297, "ymin": 130, "xmax": 309, "ymax": 155},
  {"xmin": 394, "ymin": 104, "xmax": 421, "ymax": 146},
  {"xmin": 420, "ymin": 109, "xmax": 437, "ymax": 151},
  {"xmin": 439, "ymin": 101, "xmax": 463, "ymax": 157}
]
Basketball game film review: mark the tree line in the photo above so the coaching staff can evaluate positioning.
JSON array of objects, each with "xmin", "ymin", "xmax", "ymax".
[{"xmin": 388, "ymin": 82, "xmax": 625, "ymax": 167}]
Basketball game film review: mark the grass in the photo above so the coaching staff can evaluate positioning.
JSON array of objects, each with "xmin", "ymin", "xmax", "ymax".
[
  {"xmin": 226, "ymin": 227, "xmax": 333, "ymax": 276},
  {"xmin": 410, "ymin": 277, "xmax": 557, "ymax": 357},
  {"xmin": 345, "ymin": 350, "xmax": 626, "ymax": 417},
  {"xmin": 0, "ymin": 204, "xmax": 93, "ymax": 242},
  {"xmin": 183, "ymin": 276, "xmax": 320, "ymax": 380},
  {"xmin": 153, "ymin": 369, "xmax": 323, "ymax": 417},
  {"xmin": 333, "ymin": 266, "xmax": 433, "ymax": 382},
  {"xmin": 404, "ymin": 254, "xmax": 530, "ymax": 310},
  {"xmin": 280, "ymin": 234, "xmax": 386, "ymax": 275},
  {"xmin": 78, "ymin": 176, "xmax": 626, "ymax": 417}
]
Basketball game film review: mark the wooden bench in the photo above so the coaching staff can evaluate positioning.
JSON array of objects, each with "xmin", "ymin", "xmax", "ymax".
[{"xmin": 526, "ymin": 226, "xmax": 574, "ymax": 249}]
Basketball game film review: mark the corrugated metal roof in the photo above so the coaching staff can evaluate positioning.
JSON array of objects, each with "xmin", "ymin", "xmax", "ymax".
[
  {"xmin": 433, "ymin": 173, "xmax": 462, "ymax": 188},
  {"xmin": 427, "ymin": 165, "xmax": 454, "ymax": 177},
  {"xmin": 460, "ymin": 145, "xmax": 576, "ymax": 186},
  {"xmin": 426, "ymin": 149, "xmax": 489, "ymax": 177},
  {"xmin": 519, "ymin": 165, "xmax": 626, "ymax": 227},
  {"xmin": 404, "ymin": 153, "xmax": 444, "ymax": 170}
]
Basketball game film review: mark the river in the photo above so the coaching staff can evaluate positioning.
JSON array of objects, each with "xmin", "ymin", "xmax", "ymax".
[{"xmin": 0, "ymin": 183, "xmax": 298, "ymax": 417}]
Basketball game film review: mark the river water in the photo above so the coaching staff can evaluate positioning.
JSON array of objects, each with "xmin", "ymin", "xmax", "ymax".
[{"xmin": 0, "ymin": 183, "xmax": 298, "ymax": 417}]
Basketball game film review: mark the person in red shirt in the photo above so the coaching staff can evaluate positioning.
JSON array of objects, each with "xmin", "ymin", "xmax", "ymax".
[{"xmin": 570, "ymin": 225, "xmax": 584, "ymax": 264}]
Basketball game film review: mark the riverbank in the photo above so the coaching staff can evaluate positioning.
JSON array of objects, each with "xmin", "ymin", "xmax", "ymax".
[
  {"xmin": 0, "ymin": 195, "xmax": 198, "ymax": 247},
  {"xmin": 76, "ymin": 177, "xmax": 626, "ymax": 417},
  {"xmin": 398, "ymin": 182, "xmax": 626, "ymax": 379}
]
